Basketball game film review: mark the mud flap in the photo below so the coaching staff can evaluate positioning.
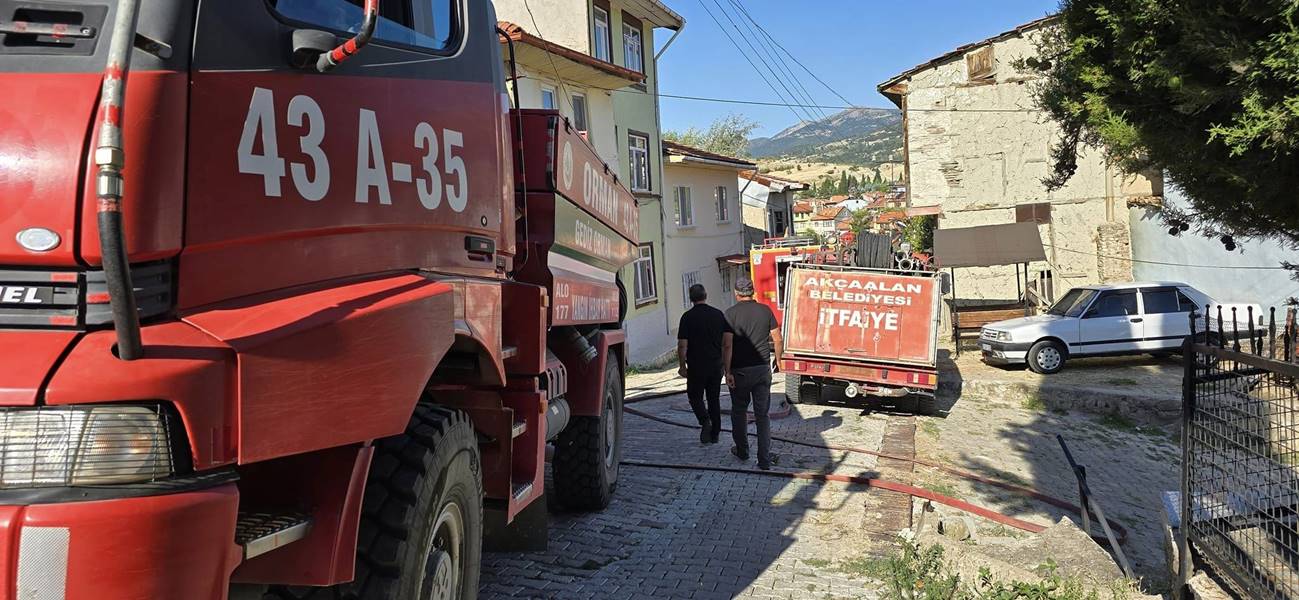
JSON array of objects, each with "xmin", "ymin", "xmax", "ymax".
[{"xmin": 482, "ymin": 493, "xmax": 549, "ymax": 552}]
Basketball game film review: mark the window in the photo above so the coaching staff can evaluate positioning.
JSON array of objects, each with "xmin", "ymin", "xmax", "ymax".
[
  {"xmin": 721, "ymin": 266, "xmax": 735, "ymax": 302},
  {"xmin": 1047, "ymin": 288, "xmax": 1097, "ymax": 317},
  {"xmin": 540, "ymin": 87, "xmax": 556, "ymax": 110},
  {"xmin": 716, "ymin": 186, "xmax": 730, "ymax": 222},
  {"xmin": 1086, "ymin": 291, "xmax": 1138, "ymax": 318},
  {"xmin": 571, "ymin": 94, "xmax": 589, "ymax": 133},
  {"xmin": 966, "ymin": 45, "xmax": 995, "ymax": 81},
  {"xmin": 592, "ymin": 4, "xmax": 611, "ymax": 62},
  {"xmin": 273, "ymin": 0, "xmax": 457, "ymax": 51},
  {"xmin": 628, "ymin": 133, "xmax": 650, "ymax": 191},
  {"xmin": 674, "ymin": 186, "xmax": 694, "ymax": 227},
  {"xmin": 633, "ymin": 244, "xmax": 657, "ymax": 304},
  {"xmin": 1015, "ymin": 202, "xmax": 1052, "ymax": 224},
  {"xmin": 681, "ymin": 270, "xmax": 702, "ymax": 309},
  {"xmin": 1141, "ymin": 289, "xmax": 1182, "ymax": 314},
  {"xmin": 622, "ymin": 17, "xmax": 644, "ymax": 73},
  {"xmin": 771, "ymin": 210, "xmax": 787, "ymax": 236},
  {"xmin": 1177, "ymin": 290, "xmax": 1200, "ymax": 312}
]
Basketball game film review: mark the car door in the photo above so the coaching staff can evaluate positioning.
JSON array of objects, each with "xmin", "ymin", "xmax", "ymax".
[
  {"xmin": 1076, "ymin": 290, "xmax": 1142, "ymax": 354},
  {"xmin": 1138, "ymin": 287, "xmax": 1192, "ymax": 350}
]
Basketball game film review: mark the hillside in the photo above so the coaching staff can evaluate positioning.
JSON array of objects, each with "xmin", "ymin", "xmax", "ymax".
[{"xmin": 747, "ymin": 107, "xmax": 903, "ymax": 166}]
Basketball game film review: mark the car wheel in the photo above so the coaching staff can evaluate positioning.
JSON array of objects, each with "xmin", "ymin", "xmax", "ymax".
[{"xmin": 1027, "ymin": 340, "xmax": 1067, "ymax": 374}]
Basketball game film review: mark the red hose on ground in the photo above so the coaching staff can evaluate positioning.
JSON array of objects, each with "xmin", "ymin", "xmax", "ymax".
[{"xmin": 621, "ymin": 390, "xmax": 1128, "ymax": 544}]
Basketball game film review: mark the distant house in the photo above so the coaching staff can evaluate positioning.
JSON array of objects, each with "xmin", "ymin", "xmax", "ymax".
[
  {"xmin": 836, "ymin": 198, "xmax": 871, "ymax": 212},
  {"xmin": 806, "ymin": 206, "xmax": 849, "ymax": 238},
  {"xmin": 877, "ymin": 16, "xmax": 1161, "ymax": 300},
  {"xmin": 662, "ymin": 141, "xmax": 756, "ymax": 328},
  {"xmin": 739, "ymin": 170, "xmax": 808, "ymax": 246}
]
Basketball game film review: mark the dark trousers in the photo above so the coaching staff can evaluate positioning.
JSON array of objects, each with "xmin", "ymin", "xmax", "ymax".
[
  {"xmin": 729, "ymin": 364, "xmax": 772, "ymax": 466},
  {"xmin": 686, "ymin": 367, "xmax": 722, "ymax": 440}
]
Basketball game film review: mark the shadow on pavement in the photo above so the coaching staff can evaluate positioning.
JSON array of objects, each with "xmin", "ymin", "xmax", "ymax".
[{"xmin": 478, "ymin": 374, "xmax": 888, "ymax": 599}]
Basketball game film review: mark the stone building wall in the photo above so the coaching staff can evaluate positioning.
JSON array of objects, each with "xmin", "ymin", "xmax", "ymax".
[{"xmin": 893, "ymin": 25, "xmax": 1160, "ymax": 300}]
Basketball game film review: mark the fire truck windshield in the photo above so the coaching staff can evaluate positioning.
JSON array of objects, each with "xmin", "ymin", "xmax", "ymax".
[{"xmin": 273, "ymin": 0, "xmax": 457, "ymax": 50}]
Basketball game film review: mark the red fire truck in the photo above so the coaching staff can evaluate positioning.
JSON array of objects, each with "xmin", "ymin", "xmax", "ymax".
[
  {"xmin": 776, "ymin": 264, "xmax": 942, "ymax": 412},
  {"xmin": 0, "ymin": 2, "xmax": 633, "ymax": 598}
]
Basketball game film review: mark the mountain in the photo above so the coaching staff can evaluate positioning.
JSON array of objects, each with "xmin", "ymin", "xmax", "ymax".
[{"xmin": 747, "ymin": 108, "xmax": 903, "ymax": 166}]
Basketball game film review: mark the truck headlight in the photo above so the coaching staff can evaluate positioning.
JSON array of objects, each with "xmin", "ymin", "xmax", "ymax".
[{"xmin": 0, "ymin": 406, "xmax": 175, "ymax": 488}]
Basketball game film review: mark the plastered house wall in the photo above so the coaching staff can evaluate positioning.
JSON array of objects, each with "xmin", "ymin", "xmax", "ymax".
[
  {"xmin": 893, "ymin": 26, "xmax": 1161, "ymax": 300},
  {"xmin": 662, "ymin": 162, "xmax": 748, "ymax": 329}
]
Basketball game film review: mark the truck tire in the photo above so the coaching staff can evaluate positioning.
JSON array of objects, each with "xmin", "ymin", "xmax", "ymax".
[
  {"xmin": 1027, "ymin": 340, "xmax": 1067, "ymax": 375},
  {"xmin": 553, "ymin": 352, "xmax": 622, "ymax": 510},
  {"xmin": 784, "ymin": 373, "xmax": 802, "ymax": 404},
  {"xmin": 266, "ymin": 404, "xmax": 483, "ymax": 600}
]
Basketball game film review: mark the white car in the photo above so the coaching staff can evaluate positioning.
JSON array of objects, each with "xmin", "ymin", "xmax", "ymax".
[{"xmin": 979, "ymin": 282, "xmax": 1260, "ymax": 374}]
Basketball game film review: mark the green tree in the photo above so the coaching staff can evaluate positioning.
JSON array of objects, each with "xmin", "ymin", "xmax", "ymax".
[
  {"xmin": 848, "ymin": 208, "xmax": 878, "ymax": 233},
  {"xmin": 663, "ymin": 113, "xmax": 759, "ymax": 158},
  {"xmin": 838, "ymin": 171, "xmax": 850, "ymax": 195},
  {"xmin": 799, "ymin": 228, "xmax": 824, "ymax": 244},
  {"xmin": 900, "ymin": 216, "xmax": 936, "ymax": 252},
  {"xmin": 1025, "ymin": 4, "xmax": 1299, "ymax": 245}
]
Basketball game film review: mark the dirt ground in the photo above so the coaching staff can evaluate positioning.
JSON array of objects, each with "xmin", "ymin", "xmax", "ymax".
[{"xmin": 914, "ymin": 391, "xmax": 1181, "ymax": 595}]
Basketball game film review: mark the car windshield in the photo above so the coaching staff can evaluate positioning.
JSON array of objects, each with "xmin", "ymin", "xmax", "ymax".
[{"xmin": 1047, "ymin": 288, "xmax": 1098, "ymax": 317}]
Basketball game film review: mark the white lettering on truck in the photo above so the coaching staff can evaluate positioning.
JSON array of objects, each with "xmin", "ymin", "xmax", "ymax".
[{"xmin": 237, "ymin": 87, "xmax": 469, "ymax": 211}]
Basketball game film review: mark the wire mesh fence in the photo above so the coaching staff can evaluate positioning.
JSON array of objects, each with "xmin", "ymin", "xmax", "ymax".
[{"xmin": 1183, "ymin": 305, "xmax": 1299, "ymax": 599}]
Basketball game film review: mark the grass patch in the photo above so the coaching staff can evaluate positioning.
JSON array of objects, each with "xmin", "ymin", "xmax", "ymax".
[
  {"xmin": 802, "ymin": 558, "xmax": 832, "ymax": 568},
  {"xmin": 870, "ymin": 540, "xmax": 1136, "ymax": 599},
  {"xmin": 834, "ymin": 555, "xmax": 893, "ymax": 578},
  {"xmin": 1104, "ymin": 377, "xmax": 1140, "ymax": 387},
  {"xmin": 1097, "ymin": 413, "xmax": 1138, "ymax": 433},
  {"xmin": 919, "ymin": 479, "xmax": 959, "ymax": 498},
  {"xmin": 919, "ymin": 419, "xmax": 941, "ymax": 438},
  {"xmin": 1021, "ymin": 394, "xmax": 1047, "ymax": 412}
]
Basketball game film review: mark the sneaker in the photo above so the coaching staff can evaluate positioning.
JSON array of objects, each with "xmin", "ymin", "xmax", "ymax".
[
  {"xmin": 699, "ymin": 421, "xmax": 712, "ymax": 444},
  {"xmin": 730, "ymin": 445, "xmax": 749, "ymax": 461},
  {"xmin": 708, "ymin": 432, "xmax": 720, "ymax": 444},
  {"xmin": 758, "ymin": 454, "xmax": 779, "ymax": 471}
]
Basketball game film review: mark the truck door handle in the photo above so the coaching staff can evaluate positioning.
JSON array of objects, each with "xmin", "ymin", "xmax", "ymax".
[{"xmin": 1129, "ymin": 318, "xmax": 1143, "ymax": 323}]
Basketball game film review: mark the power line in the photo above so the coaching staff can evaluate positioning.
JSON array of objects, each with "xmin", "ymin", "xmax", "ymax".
[
  {"xmin": 693, "ymin": 0, "xmax": 806, "ymax": 123},
  {"xmin": 723, "ymin": 0, "xmax": 826, "ymax": 120},
  {"xmin": 614, "ymin": 89, "xmax": 1045, "ymax": 113},
  {"xmin": 728, "ymin": 3, "xmax": 857, "ymax": 109},
  {"xmin": 705, "ymin": 0, "xmax": 818, "ymax": 122},
  {"xmin": 1044, "ymin": 244, "xmax": 1291, "ymax": 270},
  {"xmin": 726, "ymin": 0, "xmax": 831, "ymax": 119}
]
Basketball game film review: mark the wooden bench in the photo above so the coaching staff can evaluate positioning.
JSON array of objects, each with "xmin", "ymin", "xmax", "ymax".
[{"xmin": 951, "ymin": 303, "xmax": 1030, "ymax": 355}]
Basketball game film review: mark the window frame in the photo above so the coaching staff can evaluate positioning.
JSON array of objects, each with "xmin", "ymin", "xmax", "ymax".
[
  {"xmin": 591, "ymin": 2, "xmax": 612, "ymax": 62},
  {"xmin": 674, "ymin": 186, "xmax": 694, "ymax": 228},
  {"xmin": 268, "ymin": 0, "xmax": 464, "ymax": 56},
  {"xmin": 627, "ymin": 131, "xmax": 651, "ymax": 192},
  {"xmin": 1140, "ymin": 288, "xmax": 1183, "ymax": 314},
  {"xmin": 681, "ymin": 270, "xmax": 702, "ymax": 310},
  {"xmin": 633, "ymin": 243, "xmax": 657, "ymax": 305},
  {"xmin": 621, "ymin": 13, "xmax": 644, "ymax": 73},
  {"xmin": 1084, "ymin": 290, "xmax": 1138, "ymax": 319},
  {"xmin": 715, "ymin": 186, "xmax": 730, "ymax": 223},
  {"xmin": 571, "ymin": 93, "xmax": 589, "ymax": 134},
  {"xmin": 540, "ymin": 85, "xmax": 557, "ymax": 110}
]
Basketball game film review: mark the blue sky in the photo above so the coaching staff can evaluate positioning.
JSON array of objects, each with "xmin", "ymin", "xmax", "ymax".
[{"xmin": 656, "ymin": 0, "xmax": 1059, "ymax": 137}]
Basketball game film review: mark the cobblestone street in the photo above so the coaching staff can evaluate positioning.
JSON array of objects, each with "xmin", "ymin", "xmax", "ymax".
[{"xmin": 479, "ymin": 371, "xmax": 901, "ymax": 599}]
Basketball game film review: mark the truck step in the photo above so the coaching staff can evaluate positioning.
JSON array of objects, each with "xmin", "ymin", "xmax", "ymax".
[
  {"xmin": 511, "ymin": 419, "xmax": 527, "ymax": 439},
  {"xmin": 512, "ymin": 481, "xmax": 534, "ymax": 503},
  {"xmin": 235, "ymin": 512, "xmax": 313, "ymax": 560}
]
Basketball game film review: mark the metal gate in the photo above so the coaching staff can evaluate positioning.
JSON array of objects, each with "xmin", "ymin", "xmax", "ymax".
[{"xmin": 1181, "ymin": 307, "xmax": 1299, "ymax": 599}]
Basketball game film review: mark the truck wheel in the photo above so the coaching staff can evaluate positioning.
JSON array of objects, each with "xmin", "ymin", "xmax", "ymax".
[
  {"xmin": 266, "ymin": 404, "xmax": 483, "ymax": 600},
  {"xmin": 913, "ymin": 394, "xmax": 937, "ymax": 415},
  {"xmin": 784, "ymin": 373, "xmax": 802, "ymax": 404},
  {"xmin": 553, "ymin": 352, "xmax": 622, "ymax": 510},
  {"xmin": 1027, "ymin": 340, "xmax": 1067, "ymax": 375}
]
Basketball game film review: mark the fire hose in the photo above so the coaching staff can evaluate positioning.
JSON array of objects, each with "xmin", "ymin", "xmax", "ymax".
[{"xmin": 619, "ymin": 389, "xmax": 1128, "ymax": 545}]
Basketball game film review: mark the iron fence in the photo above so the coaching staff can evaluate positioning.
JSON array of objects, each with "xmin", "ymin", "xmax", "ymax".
[{"xmin": 1182, "ymin": 306, "xmax": 1299, "ymax": 599}]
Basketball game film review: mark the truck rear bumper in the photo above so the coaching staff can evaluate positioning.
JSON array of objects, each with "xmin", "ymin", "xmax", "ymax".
[
  {"xmin": 783, "ymin": 357, "xmax": 938, "ymax": 391},
  {"xmin": 0, "ymin": 482, "xmax": 240, "ymax": 600}
]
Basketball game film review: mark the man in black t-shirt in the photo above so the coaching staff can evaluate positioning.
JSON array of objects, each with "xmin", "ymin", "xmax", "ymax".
[
  {"xmin": 723, "ymin": 277, "xmax": 783, "ymax": 470},
  {"xmin": 677, "ymin": 284, "xmax": 733, "ymax": 443}
]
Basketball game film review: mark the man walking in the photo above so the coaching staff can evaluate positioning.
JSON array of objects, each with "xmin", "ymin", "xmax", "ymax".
[
  {"xmin": 723, "ymin": 278, "xmax": 783, "ymax": 470},
  {"xmin": 677, "ymin": 284, "xmax": 732, "ymax": 444}
]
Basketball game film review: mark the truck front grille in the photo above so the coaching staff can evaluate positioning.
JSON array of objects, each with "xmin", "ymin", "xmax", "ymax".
[{"xmin": 0, "ymin": 262, "xmax": 171, "ymax": 329}]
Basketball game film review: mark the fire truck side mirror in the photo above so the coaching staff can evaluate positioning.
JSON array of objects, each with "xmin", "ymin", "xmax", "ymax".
[{"xmin": 290, "ymin": 29, "xmax": 336, "ymax": 70}]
